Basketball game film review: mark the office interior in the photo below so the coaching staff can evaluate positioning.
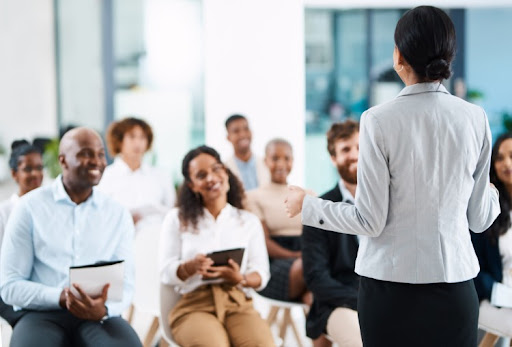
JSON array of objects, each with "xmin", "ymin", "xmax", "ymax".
[{"xmin": 1, "ymin": 0, "xmax": 512, "ymax": 345}]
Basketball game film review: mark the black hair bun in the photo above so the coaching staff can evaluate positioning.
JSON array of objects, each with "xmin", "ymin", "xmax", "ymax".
[
  {"xmin": 11, "ymin": 139, "xmax": 30, "ymax": 151},
  {"xmin": 425, "ymin": 58, "xmax": 451, "ymax": 81}
]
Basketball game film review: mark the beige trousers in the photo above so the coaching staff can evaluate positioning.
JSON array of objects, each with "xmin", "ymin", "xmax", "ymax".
[
  {"xmin": 326, "ymin": 307, "xmax": 363, "ymax": 347},
  {"xmin": 169, "ymin": 284, "xmax": 275, "ymax": 347}
]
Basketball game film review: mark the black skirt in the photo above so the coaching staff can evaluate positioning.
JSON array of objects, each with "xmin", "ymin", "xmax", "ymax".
[
  {"xmin": 357, "ymin": 276, "xmax": 479, "ymax": 347},
  {"xmin": 258, "ymin": 236, "xmax": 301, "ymax": 301}
]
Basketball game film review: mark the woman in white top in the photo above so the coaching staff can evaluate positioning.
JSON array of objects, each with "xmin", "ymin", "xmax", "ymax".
[
  {"xmin": 98, "ymin": 117, "xmax": 175, "ymax": 230},
  {"xmin": 0, "ymin": 139, "xmax": 43, "ymax": 326},
  {"xmin": 285, "ymin": 6, "xmax": 499, "ymax": 347},
  {"xmin": 472, "ymin": 133, "xmax": 512, "ymax": 338},
  {"xmin": 159, "ymin": 145, "xmax": 274, "ymax": 347}
]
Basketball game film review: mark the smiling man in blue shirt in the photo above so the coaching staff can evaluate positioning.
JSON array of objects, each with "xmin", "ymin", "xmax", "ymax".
[{"xmin": 0, "ymin": 127, "xmax": 141, "ymax": 347}]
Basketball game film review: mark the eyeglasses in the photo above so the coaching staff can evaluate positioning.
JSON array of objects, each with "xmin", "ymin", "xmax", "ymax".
[
  {"xmin": 193, "ymin": 163, "xmax": 226, "ymax": 181},
  {"xmin": 18, "ymin": 165, "xmax": 44, "ymax": 173}
]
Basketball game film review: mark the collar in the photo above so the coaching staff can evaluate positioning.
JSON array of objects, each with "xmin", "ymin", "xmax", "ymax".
[
  {"xmin": 52, "ymin": 175, "xmax": 99, "ymax": 207},
  {"xmin": 396, "ymin": 82, "xmax": 449, "ymax": 98},
  {"xmin": 338, "ymin": 179, "xmax": 355, "ymax": 204},
  {"xmin": 113, "ymin": 156, "xmax": 149, "ymax": 174},
  {"xmin": 234, "ymin": 155, "xmax": 255, "ymax": 166},
  {"xmin": 203, "ymin": 203, "xmax": 235, "ymax": 221}
]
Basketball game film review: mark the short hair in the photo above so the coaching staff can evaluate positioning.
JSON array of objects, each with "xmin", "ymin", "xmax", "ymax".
[
  {"xmin": 326, "ymin": 119, "xmax": 359, "ymax": 156},
  {"xmin": 9, "ymin": 139, "xmax": 41, "ymax": 171},
  {"xmin": 394, "ymin": 6, "xmax": 456, "ymax": 81},
  {"xmin": 265, "ymin": 138, "xmax": 293, "ymax": 155},
  {"xmin": 106, "ymin": 117, "xmax": 153, "ymax": 156},
  {"xmin": 225, "ymin": 114, "xmax": 247, "ymax": 130}
]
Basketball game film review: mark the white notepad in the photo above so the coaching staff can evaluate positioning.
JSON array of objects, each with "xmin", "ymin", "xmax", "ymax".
[{"xmin": 69, "ymin": 260, "xmax": 124, "ymax": 302}]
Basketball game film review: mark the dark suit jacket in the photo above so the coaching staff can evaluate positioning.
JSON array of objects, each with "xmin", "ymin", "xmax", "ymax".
[
  {"xmin": 471, "ymin": 231, "xmax": 503, "ymax": 302},
  {"xmin": 301, "ymin": 184, "xmax": 360, "ymax": 339}
]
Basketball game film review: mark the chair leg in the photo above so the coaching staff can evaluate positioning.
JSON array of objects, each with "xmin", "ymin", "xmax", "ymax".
[
  {"xmin": 143, "ymin": 316, "xmax": 160, "ymax": 347},
  {"xmin": 479, "ymin": 332, "xmax": 500, "ymax": 347},
  {"xmin": 288, "ymin": 310, "xmax": 304, "ymax": 347},
  {"xmin": 278, "ymin": 308, "xmax": 291, "ymax": 344},
  {"xmin": 126, "ymin": 304, "xmax": 135, "ymax": 324},
  {"xmin": 267, "ymin": 306, "xmax": 279, "ymax": 325}
]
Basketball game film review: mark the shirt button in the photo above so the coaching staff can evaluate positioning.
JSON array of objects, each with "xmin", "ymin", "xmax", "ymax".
[{"xmin": 319, "ymin": 219, "xmax": 324, "ymax": 225}]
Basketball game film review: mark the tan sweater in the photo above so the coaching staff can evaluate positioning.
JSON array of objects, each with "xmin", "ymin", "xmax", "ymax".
[{"xmin": 246, "ymin": 182, "xmax": 304, "ymax": 237}]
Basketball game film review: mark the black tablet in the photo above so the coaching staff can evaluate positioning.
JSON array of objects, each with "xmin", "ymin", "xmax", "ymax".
[{"xmin": 206, "ymin": 247, "xmax": 245, "ymax": 267}]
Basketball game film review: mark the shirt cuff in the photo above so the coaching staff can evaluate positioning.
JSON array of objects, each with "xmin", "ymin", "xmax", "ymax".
[
  {"xmin": 165, "ymin": 261, "xmax": 187, "ymax": 286},
  {"xmin": 48, "ymin": 287, "xmax": 64, "ymax": 310},
  {"xmin": 302, "ymin": 195, "xmax": 324, "ymax": 229}
]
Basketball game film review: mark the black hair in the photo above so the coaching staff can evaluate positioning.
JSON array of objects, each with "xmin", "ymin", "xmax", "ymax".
[
  {"xmin": 394, "ymin": 6, "xmax": 456, "ymax": 81},
  {"xmin": 486, "ymin": 133, "xmax": 512, "ymax": 241},
  {"xmin": 177, "ymin": 145, "xmax": 245, "ymax": 230},
  {"xmin": 225, "ymin": 114, "xmax": 247, "ymax": 130},
  {"xmin": 9, "ymin": 139, "xmax": 42, "ymax": 171}
]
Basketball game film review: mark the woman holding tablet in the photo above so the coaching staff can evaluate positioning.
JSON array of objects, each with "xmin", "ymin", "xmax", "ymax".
[
  {"xmin": 159, "ymin": 145, "xmax": 274, "ymax": 347},
  {"xmin": 285, "ymin": 6, "xmax": 499, "ymax": 346}
]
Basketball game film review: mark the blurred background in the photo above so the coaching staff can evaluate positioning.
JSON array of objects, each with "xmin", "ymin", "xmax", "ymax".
[{"xmin": 1, "ymin": 0, "xmax": 512, "ymax": 195}]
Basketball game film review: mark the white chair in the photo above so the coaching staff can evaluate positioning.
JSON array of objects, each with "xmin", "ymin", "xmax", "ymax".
[
  {"xmin": 132, "ymin": 225, "xmax": 162, "ymax": 347},
  {"xmin": 159, "ymin": 283, "xmax": 182, "ymax": 347},
  {"xmin": 0, "ymin": 317, "xmax": 11, "ymax": 347},
  {"xmin": 253, "ymin": 292, "xmax": 308, "ymax": 347}
]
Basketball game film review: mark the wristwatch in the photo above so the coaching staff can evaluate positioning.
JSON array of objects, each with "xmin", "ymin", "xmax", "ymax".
[{"xmin": 100, "ymin": 306, "xmax": 109, "ymax": 323}]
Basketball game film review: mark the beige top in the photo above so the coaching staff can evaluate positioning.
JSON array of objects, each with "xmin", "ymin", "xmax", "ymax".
[{"xmin": 247, "ymin": 182, "xmax": 303, "ymax": 237}]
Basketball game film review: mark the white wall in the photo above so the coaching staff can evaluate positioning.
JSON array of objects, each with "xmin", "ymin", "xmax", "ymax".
[
  {"xmin": 0, "ymin": 0, "xmax": 57, "ymax": 147},
  {"xmin": 203, "ymin": 0, "xmax": 306, "ymax": 186}
]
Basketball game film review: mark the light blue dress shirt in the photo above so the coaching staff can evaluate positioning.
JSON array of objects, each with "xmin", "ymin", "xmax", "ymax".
[
  {"xmin": 234, "ymin": 156, "xmax": 259, "ymax": 191},
  {"xmin": 303, "ymin": 82, "xmax": 500, "ymax": 284},
  {"xmin": 0, "ymin": 176, "xmax": 135, "ymax": 316}
]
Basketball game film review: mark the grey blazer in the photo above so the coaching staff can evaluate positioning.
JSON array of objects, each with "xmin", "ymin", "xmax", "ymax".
[{"xmin": 303, "ymin": 82, "xmax": 500, "ymax": 284}]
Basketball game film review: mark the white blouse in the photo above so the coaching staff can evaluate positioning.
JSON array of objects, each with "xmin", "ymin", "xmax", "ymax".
[
  {"xmin": 159, "ymin": 204, "xmax": 270, "ymax": 295},
  {"xmin": 97, "ymin": 157, "xmax": 176, "ymax": 229},
  {"xmin": 0, "ymin": 194, "xmax": 19, "ymax": 250}
]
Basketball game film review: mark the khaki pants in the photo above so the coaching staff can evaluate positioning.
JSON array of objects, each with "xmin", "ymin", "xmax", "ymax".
[
  {"xmin": 326, "ymin": 307, "xmax": 362, "ymax": 347},
  {"xmin": 169, "ymin": 284, "xmax": 275, "ymax": 347}
]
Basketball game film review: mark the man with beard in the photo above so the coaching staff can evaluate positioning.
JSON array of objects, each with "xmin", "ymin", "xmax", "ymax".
[
  {"xmin": 301, "ymin": 120, "xmax": 362, "ymax": 347},
  {"xmin": 224, "ymin": 114, "xmax": 270, "ymax": 191},
  {"xmin": 0, "ymin": 127, "xmax": 141, "ymax": 347}
]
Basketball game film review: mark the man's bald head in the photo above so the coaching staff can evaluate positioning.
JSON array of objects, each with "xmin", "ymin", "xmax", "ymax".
[
  {"xmin": 59, "ymin": 127, "xmax": 103, "ymax": 157},
  {"xmin": 59, "ymin": 127, "xmax": 107, "ymax": 193}
]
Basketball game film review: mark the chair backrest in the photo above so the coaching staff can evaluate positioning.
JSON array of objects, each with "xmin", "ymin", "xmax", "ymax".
[
  {"xmin": 133, "ymin": 225, "xmax": 161, "ymax": 315},
  {"xmin": 159, "ymin": 282, "xmax": 182, "ymax": 345}
]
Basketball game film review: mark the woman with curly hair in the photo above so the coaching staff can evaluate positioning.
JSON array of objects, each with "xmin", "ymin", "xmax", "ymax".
[
  {"xmin": 472, "ymin": 133, "xmax": 512, "ymax": 338},
  {"xmin": 159, "ymin": 145, "xmax": 274, "ymax": 347},
  {"xmin": 98, "ymin": 117, "xmax": 175, "ymax": 230}
]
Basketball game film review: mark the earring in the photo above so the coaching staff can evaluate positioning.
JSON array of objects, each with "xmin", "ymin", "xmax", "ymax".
[{"xmin": 393, "ymin": 63, "xmax": 404, "ymax": 73}]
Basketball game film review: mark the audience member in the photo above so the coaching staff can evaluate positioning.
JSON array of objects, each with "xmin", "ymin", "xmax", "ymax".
[
  {"xmin": 0, "ymin": 127, "xmax": 140, "ymax": 347},
  {"xmin": 247, "ymin": 139, "xmax": 311, "ymax": 303},
  {"xmin": 224, "ymin": 114, "xmax": 269, "ymax": 191},
  {"xmin": 159, "ymin": 145, "xmax": 274, "ymax": 347},
  {"xmin": 302, "ymin": 120, "xmax": 362, "ymax": 347},
  {"xmin": 0, "ymin": 140, "xmax": 43, "ymax": 326},
  {"xmin": 472, "ymin": 133, "xmax": 512, "ymax": 337},
  {"xmin": 98, "ymin": 117, "xmax": 175, "ymax": 230},
  {"xmin": 285, "ymin": 6, "xmax": 499, "ymax": 346}
]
